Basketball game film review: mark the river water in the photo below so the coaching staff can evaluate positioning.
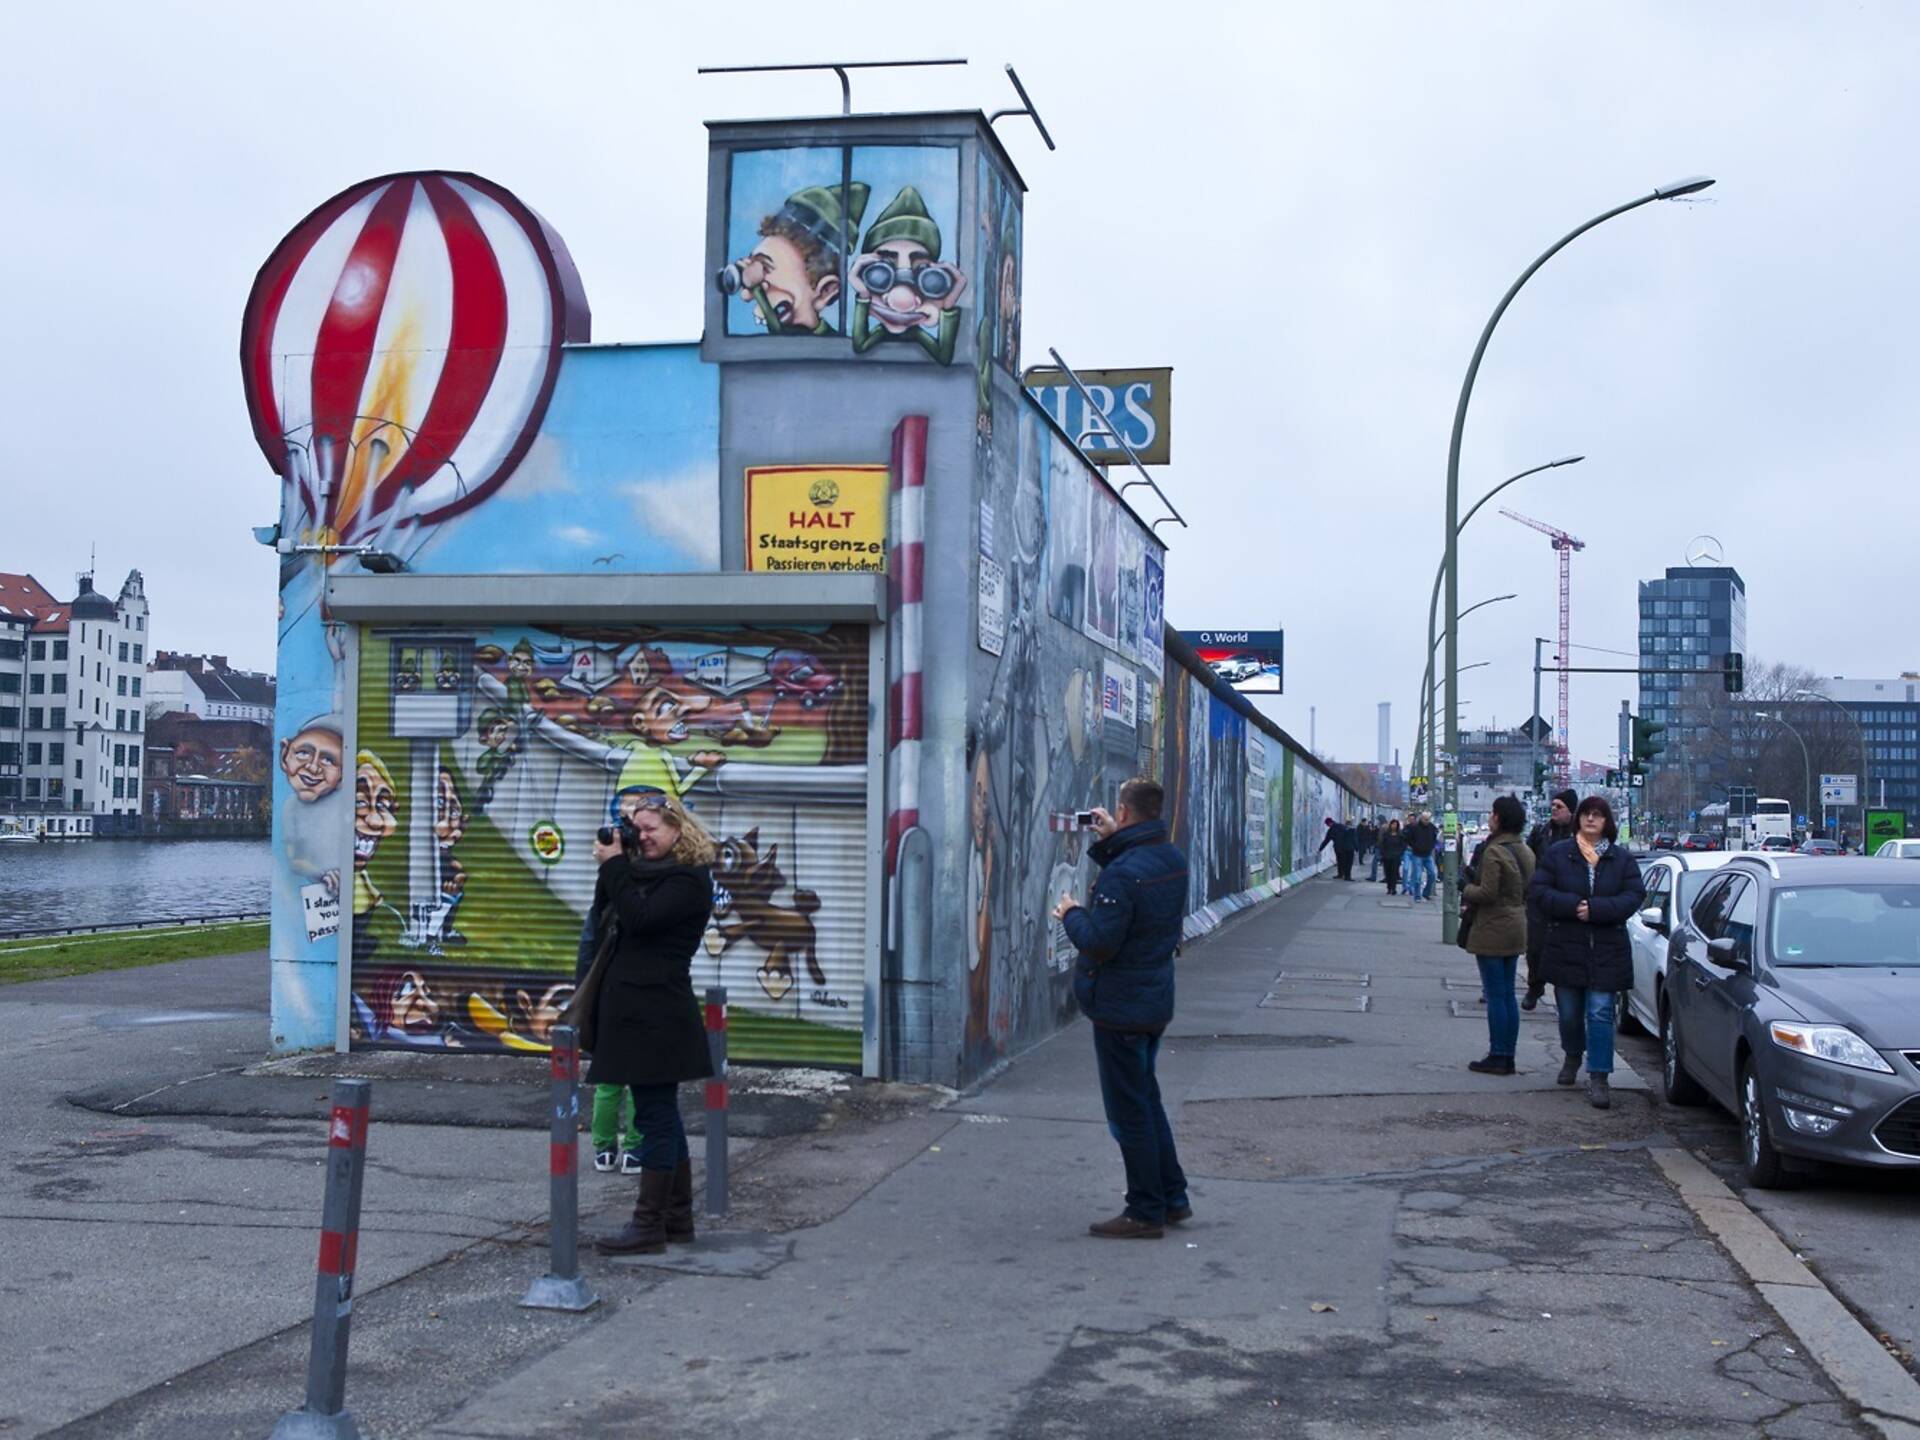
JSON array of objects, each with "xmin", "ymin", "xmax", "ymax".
[{"xmin": 0, "ymin": 838, "xmax": 271, "ymax": 933}]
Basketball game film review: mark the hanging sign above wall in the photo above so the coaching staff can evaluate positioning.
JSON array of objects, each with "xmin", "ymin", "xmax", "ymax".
[
  {"xmin": 1181, "ymin": 629, "xmax": 1285, "ymax": 695},
  {"xmin": 1024, "ymin": 367, "xmax": 1172, "ymax": 466}
]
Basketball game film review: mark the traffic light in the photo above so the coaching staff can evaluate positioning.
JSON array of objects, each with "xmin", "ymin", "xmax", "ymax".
[
  {"xmin": 1723, "ymin": 651, "xmax": 1745, "ymax": 694},
  {"xmin": 1629, "ymin": 716, "xmax": 1667, "ymax": 777},
  {"xmin": 1533, "ymin": 761, "xmax": 1550, "ymax": 791}
]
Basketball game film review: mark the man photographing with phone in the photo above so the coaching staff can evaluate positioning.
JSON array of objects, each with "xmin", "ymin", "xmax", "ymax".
[{"xmin": 1051, "ymin": 777, "xmax": 1191, "ymax": 1239}]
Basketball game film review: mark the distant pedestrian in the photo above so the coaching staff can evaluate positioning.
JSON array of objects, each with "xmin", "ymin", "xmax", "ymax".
[
  {"xmin": 1462, "ymin": 795, "xmax": 1536, "ymax": 1076},
  {"xmin": 577, "ymin": 829, "xmax": 641, "ymax": 1175},
  {"xmin": 1403, "ymin": 811, "xmax": 1440, "ymax": 901},
  {"xmin": 1529, "ymin": 795, "xmax": 1645, "ymax": 1110},
  {"xmin": 1053, "ymin": 778, "xmax": 1191, "ymax": 1240},
  {"xmin": 1319, "ymin": 816, "xmax": 1355, "ymax": 880},
  {"xmin": 1361, "ymin": 819, "xmax": 1381, "ymax": 880},
  {"xmin": 592, "ymin": 793, "xmax": 718, "ymax": 1255},
  {"xmin": 1522, "ymin": 789, "xmax": 1578, "ymax": 1010},
  {"xmin": 1379, "ymin": 818, "xmax": 1407, "ymax": 894}
]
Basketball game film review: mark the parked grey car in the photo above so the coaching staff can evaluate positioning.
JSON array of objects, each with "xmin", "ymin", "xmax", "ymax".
[
  {"xmin": 1625, "ymin": 850, "xmax": 1739, "ymax": 1036},
  {"xmin": 1662, "ymin": 856, "xmax": 1920, "ymax": 1188}
]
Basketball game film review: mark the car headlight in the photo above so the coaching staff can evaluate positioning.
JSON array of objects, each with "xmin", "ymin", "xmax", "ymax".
[{"xmin": 1768, "ymin": 1022, "xmax": 1894, "ymax": 1074}]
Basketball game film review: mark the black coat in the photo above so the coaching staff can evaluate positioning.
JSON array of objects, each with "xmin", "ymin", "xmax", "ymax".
[
  {"xmin": 1528, "ymin": 838, "xmax": 1646, "ymax": 992},
  {"xmin": 584, "ymin": 857, "xmax": 717, "ymax": 1089},
  {"xmin": 1523, "ymin": 820, "xmax": 1575, "ymax": 964},
  {"xmin": 1378, "ymin": 829, "xmax": 1408, "ymax": 863},
  {"xmin": 1318, "ymin": 823, "xmax": 1353, "ymax": 857},
  {"xmin": 1405, "ymin": 820, "xmax": 1439, "ymax": 858}
]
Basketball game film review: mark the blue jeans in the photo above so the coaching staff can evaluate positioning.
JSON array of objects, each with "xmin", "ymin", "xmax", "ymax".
[
  {"xmin": 1092, "ymin": 1027, "xmax": 1188, "ymax": 1225},
  {"xmin": 1555, "ymin": 986, "xmax": 1616, "ymax": 1075},
  {"xmin": 1368, "ymin": 848, "xmax": 1380, "ymax": 881},
  {"xmin": 1475, "ymin": 955, "xmax": 1520, "ymax": 1058},
  {"xmin": 627, "ymin": 1084, "xmax": 691, "ymax": 1173},
  {"xmin": 1405, "ymin": 853, "xmax": 1436, "ymax": 900}
]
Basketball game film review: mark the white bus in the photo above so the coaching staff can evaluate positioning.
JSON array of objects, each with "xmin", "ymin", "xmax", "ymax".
[{"xmin": 1740, "ymin": 797, "xmax": 1794, "ymax": 849}]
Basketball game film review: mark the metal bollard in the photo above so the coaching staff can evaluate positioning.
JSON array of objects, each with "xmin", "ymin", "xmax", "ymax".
[
  {"xmin": 520, "ymin": 1024, "xmax": 598, "ymax": 1312},
  {"xmin": 705, "ymin": 986, "xmax": 729, "ymax": 1217},
  {"xmin": 271, "ymin": 1079, "xmax": 371, "ymax": 1440}
]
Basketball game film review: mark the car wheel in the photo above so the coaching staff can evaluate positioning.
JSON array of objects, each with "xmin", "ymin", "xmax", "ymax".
[
  {"xmin": 1662, "ymin": 1002, "xmax": 1708, "ymax": 1107},
  {"xmin": 1740, "ymin": 1062, "xmax": 1802, "ymax": 1190}
]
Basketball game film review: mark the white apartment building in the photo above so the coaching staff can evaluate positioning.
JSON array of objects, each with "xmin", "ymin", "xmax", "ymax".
[
  {"xmin": 0, "ymin": 568, "xmax": 150, "ymax": 828},
  {"xmin": 144, "ymin": 652, "xmax": 275, "ymax": 724}
]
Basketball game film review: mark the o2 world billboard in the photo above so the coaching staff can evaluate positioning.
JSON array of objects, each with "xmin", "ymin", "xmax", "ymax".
[{"xmin": 1182, "ymin": 629, "xmax": 1284, "ymax": 694}]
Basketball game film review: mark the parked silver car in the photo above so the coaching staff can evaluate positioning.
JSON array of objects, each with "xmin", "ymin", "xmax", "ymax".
[{"xmin": 1625, "ymin": 850, "xmax": 1740, "ymax": 1036}]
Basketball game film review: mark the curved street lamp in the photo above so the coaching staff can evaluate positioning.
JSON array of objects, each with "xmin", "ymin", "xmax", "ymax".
[
  {"xmin": 1439, "ymin": 176, "xmax": 1716, "ymax": 941},
  {"xmin": 1416, "ymin": 597, "xmax": 1516, "ymax": 773},
  {"xmin": 1420, "ymin": 460, "xmax": 1581, "ymax": 785},
  {"xmin": 1790, "ymin": 688, "xmax": 1872, "ymax": 820},
  {"xmin": 1754, "ymin": 711, "xmax": 1814, "ymax": 828}
]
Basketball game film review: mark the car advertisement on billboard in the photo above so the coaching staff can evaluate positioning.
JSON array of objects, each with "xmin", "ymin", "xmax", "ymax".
[{"xmin": 1181, "ymin": 629, "xmax": 1284, "ymax": 695}]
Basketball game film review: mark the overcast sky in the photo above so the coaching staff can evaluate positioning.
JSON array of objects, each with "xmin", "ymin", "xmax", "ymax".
[{"xmin": 4, "ymin": 1, "xmax": 1914, "ymax": 768}]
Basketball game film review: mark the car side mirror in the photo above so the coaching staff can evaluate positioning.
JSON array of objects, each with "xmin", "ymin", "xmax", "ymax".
[
  {"xmin": 1706, "ymin": 936, "xmax": 1747, "ymax": 970},
  {"xmin": 1638, "ymin": 906, "xmax": 1668, "ymax": 933}
]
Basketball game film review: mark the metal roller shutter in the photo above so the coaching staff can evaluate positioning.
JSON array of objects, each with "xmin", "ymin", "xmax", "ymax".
[{"xmin": 348, "ymin": 622, "xmax": 873, "ymax": 1068}]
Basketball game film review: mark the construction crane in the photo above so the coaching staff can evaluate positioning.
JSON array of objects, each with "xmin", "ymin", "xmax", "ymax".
[{"xmin": 1500, "ymin": 508, "xmax": 1586, "ymax": 782}]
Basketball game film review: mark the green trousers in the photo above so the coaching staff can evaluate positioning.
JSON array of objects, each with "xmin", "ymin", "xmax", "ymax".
[{"xmin": 590, "ymin": 1083, "xmax": 638, "ymax": 1152}]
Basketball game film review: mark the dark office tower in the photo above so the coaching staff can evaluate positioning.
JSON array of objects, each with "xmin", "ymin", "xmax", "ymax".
[{"xmin": 1637, "ymin": 565, "xmax": 1747, "ymax": 800}]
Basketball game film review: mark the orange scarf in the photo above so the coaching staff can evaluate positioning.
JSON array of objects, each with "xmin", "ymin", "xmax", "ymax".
[{"xmin": 1576, "ymin": 833, "xmax": 1602, "ymax": 868}]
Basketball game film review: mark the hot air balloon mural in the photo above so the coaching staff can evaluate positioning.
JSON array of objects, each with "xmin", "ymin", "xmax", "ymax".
[{"xmin": 240, "ymin": 170, "xmax": 591, "ymax": 572}]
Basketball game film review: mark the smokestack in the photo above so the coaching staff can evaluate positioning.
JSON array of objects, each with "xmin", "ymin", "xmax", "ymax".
[{"xmin": 1378, "ymin": 702, "xmax": 1391, "ymax": 768}]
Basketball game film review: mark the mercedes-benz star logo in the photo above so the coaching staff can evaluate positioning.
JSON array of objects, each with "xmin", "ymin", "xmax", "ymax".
[{"xmin": 1685, "ymin": 534, "xmax": 1725, "ymax": 568}]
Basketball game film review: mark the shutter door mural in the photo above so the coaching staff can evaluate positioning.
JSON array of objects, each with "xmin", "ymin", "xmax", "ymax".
[{"xmin": 349, "ymin": 622, "xmax": 870, "ymax": 1065}]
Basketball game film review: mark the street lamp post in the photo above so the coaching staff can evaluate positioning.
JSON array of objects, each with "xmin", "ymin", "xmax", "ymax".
[
  {"xmin": 1415, "ymin": 594, "xmax": 1517, "ymax": 783},
  {"xmin": 1756, "ymin": 711, "xmax": 1814, "ymax": 830},
  {"xmin": 1440, "ymin": 175, "xmax": 1714, "ymax": 943},
  {"xmin": 1791, "ymin": 689, "xmax": 1871, "ymax": 835},
  {"xmin": 1419, "ymin": 459, "xmax": 1582, "ymax": 790}
]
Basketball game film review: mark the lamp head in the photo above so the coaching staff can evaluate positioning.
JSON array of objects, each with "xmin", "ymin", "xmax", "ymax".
[
  {"xmin": 1551, "ymin": 454, "xmax": 1585, "ymax": 467},
  {"xmin": 1653, "ymin": 176, "xmax": 1716, "ymax": 200}
]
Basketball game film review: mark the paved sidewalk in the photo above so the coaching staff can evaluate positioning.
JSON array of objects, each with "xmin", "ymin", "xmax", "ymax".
[{"xmin": 403, "ymin": 878, "xmax": 1866, "ymax": 1440}]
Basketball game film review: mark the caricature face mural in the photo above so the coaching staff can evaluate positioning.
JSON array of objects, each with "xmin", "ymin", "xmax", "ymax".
[
  {"xmin": 347, "ymin": 624, "xmax": 870, "ymax": 1065},
  {"xmin": 722, "ymin": 147, "xmax": 967, "ymax": 365},
  {"xmin": 282, "ymin": 725, "xmax": 344, "ymax": 803}
]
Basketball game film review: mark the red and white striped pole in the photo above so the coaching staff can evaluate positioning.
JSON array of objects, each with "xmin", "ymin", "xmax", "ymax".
[
  {"xmin": 272, "ymin": 1078, "xmax": 370, "ymax": 1440},
  {"xmin": 704, "ymin": 986, "xmax": 729, "ymax": 1217},
  {"xmin": 520, "ymin": 1024, "xmax": 596, "ymax": 1312},
  {"xmin": 886, "ymin": 415, "xmax": 928, "ymax": 877}
]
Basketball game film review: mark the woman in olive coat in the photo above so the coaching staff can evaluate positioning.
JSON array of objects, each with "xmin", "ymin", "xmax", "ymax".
[
  {"xmin": 590, "ymin": 792, "xmax": 717, "ymax": 1255},
  {"xmin": 1461, "ymin": 795, "xmax": 1535, "ymax": 1075},
  {"xmin": 1528, "ymin": 795, "xmax": 1646, "ymax": 1110}
]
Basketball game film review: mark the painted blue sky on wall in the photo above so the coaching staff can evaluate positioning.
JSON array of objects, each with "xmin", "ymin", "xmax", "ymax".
[{"xmin": 414, "ymin": 344, "xmax": 720, "ymax": 575}]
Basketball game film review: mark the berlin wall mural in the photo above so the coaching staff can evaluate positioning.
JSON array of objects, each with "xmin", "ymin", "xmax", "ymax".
[
  {"xmin": 719, "ymin": 145, "xmax": 968, "ymax": 363},
  {"xmin": 347, "ymin": 623, "xmax": 868, "ymax": 1064},
  {"xmin": 241, "ymin": 170, "xmax": 720, "ymax": 1052}
]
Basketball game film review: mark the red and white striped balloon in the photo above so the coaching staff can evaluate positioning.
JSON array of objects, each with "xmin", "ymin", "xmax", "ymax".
[{"xmin": 240, "ymin": 171, "xmax": 590, "ymax": 550}]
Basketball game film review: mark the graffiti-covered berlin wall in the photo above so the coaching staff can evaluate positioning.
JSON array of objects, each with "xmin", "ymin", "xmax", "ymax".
[{"xmin": 246, "ymin": 117, "xmax": 1361, "ymax": 1085}]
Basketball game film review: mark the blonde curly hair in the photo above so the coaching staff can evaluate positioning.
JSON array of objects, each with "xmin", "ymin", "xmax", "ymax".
[{"xmin": 649, "ymin": 792, "xmax": 717, "ymax": 867}]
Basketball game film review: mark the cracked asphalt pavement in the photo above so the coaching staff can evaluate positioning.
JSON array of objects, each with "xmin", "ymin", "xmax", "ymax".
[{"xmin": 6, "ymin": 880, "xmax": 1903, "ymax": 1436}]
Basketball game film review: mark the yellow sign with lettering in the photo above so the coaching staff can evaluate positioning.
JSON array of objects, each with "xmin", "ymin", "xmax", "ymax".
[{"xmin": 745, "ymin": 465, "xmax": 889, "ymax": 574}]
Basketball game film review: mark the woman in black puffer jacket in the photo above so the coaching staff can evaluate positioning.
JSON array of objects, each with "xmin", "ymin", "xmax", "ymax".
[{"xmin": 1528, "ymin": 795, "xmax": 1645, "ymax": 1110}]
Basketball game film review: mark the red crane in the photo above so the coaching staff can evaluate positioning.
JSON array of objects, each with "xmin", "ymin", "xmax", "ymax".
[{"xmin": 1500, "ymin": 508, "xmax": 1586, "ymax": 782}]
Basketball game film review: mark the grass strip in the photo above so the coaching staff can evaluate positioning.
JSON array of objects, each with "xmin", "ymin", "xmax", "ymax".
[{"xmin": 0, "ymin": 922, "xmax": 269, "ymax": 984}]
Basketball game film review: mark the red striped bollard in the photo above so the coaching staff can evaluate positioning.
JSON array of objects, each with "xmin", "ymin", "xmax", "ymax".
[
  {"xmin": 271, "ymin": 1078, "xmax": 370, "ymax": 1440},
  {"xmin": 705, "ymin": 987, "xmax": 729, "ymax": 1217},
  {"xmin": 520, "ymin": 1024, "xmax": 597, "ymax": 1312}
]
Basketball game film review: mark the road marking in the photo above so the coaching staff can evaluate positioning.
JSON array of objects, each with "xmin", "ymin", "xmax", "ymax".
[{"xmin": 1653, "ymin": 1146, "xmax": 1920, "ymax": 1431}]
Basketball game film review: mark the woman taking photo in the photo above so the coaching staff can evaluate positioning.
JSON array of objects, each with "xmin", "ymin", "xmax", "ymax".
[
  {"xmin": 1378, "ymin": 818, "xmax": 1407, "ymax": 895},
  {"xmin": 1528, "ymin": 794, "xmax": 1645, "ymax": 1110},
  {"xmin": 1461, "ymin": 795, "xmax": 1534, "ymax": 1075},
  {"xmin": 591, "ymin": 792, "xmax": 717, "ymax": 1255}
]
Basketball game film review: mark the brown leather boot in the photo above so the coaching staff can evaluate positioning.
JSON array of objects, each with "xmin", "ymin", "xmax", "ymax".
[
  {"xmin": 665, "ymin": 1158, "xmax": 695, "ymax": 1243},
  {"xmin": 597, "ymin": 1169, "xmax": 671, "ymax": 1255}
]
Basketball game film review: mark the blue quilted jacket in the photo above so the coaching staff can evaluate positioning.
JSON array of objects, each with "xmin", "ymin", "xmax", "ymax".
[{"xmin": 1064, "ymin": 820, "xmax": 1189, "ymax": 1032}]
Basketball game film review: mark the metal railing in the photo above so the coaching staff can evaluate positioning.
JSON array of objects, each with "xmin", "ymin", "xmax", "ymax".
[{"xmin": 0, "ymin": 910, "xmax": 268, "ymax": 941}]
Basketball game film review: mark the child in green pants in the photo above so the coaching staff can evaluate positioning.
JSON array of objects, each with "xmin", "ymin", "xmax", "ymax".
[{"xmin": 591, "ymin": 1084, "xmax": 642, "ymax": 1173}]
